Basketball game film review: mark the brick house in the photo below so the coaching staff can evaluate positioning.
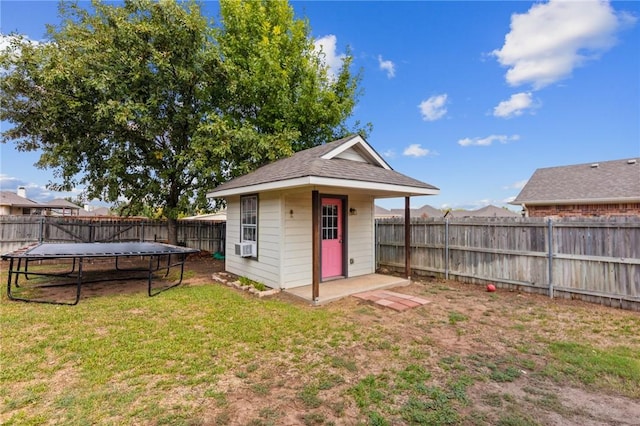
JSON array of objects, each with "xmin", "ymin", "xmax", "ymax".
[{"xmin": 511, "ymin": 158, "xmax": 640, "ymax": 217}]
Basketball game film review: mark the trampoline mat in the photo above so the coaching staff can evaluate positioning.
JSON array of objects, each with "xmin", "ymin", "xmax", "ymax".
[{"xmin": 3, "ymin": 242, "xmax": 199, "ymax": 258}]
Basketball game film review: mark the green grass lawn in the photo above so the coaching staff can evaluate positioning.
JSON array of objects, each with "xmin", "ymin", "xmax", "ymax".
[
  {"xmin": 1, "ymin": 282, "xmax": 345, "ymax": 424},
  {"xmin": 2, "ymin": 263, "xmax": 639, "ymax": 425}
]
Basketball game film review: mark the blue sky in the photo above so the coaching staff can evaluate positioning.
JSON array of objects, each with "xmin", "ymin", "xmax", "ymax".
[{"xmin": 1, "ymin": 0, "xmax": 639, "ymax": 211}]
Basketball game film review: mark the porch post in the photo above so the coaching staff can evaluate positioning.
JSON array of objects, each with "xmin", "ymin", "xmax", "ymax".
[
  {"xmin": 312, "ymin": 190, "xmax": 320, "ymax": 302},
  {"xmin": 405, "ymin": 196, "xmax": 411, "ymax": 280}
]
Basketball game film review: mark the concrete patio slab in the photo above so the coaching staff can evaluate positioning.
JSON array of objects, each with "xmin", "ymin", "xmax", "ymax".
[{"xmin": 284, "ymin": 274, "xmax": 409, "ymax": 305}]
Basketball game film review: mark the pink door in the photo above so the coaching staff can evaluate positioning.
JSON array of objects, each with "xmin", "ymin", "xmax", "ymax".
[{"xmin": 321, "ymin": 198, "xmax": 343, "ymax": 279}]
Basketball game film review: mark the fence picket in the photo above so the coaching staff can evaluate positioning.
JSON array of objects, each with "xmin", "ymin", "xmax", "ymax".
[
  {"xmin": 0, "ymin": 216, "xmax": 225, "ymax": 255},
  {"xmin": 376, "ymin": 216, "xmax": 640, "ymax": 310}
]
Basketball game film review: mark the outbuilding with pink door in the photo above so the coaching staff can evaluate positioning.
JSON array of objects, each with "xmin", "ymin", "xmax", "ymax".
[{"xmin": 206, "ymin": 135, "xmax": 439, "ymax": 302}]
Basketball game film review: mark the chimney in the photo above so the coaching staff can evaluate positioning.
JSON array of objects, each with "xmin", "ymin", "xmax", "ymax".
[
  {"xmin": 17, "ymin": 186, "xmax": 27, "ymax": 198},
  {"xmin": 84, "ymin": 204, "xmax": 91, "ymax": 212}
]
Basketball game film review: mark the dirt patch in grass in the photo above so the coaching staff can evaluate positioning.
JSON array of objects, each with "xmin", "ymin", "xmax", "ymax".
[{"xmin": 195, "ymin": 265, "xmax": 640, "ymax": 425}]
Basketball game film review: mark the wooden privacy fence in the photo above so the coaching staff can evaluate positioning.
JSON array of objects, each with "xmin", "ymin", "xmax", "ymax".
[
  {"xmin": 0, "ymin": 216, "xmax": 226, "ymax": 255},
  {"xmin": 376, "ymin": 217, "xmax": 640, "ymax": 310}
]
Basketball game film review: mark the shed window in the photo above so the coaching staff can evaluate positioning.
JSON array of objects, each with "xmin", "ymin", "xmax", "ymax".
[{"xmin": 240, "ymin": 195, "xmax": 258, "ymax": 242}]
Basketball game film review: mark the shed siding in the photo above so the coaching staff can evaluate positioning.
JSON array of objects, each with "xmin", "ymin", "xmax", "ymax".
[
  {"xmin": 225, "ymin": 193, "xmax": 283, "ymax": 288},
  {"xmin": 226, "ymin": 186, "xmax": 382, "ymax": 290},
  {"xmin": 283, "ymin": 192, "xmax": 313, "ymax": 288},
  {"xmin": 346, "ymin": 194, "xmax": 375, "ymax": 277}
]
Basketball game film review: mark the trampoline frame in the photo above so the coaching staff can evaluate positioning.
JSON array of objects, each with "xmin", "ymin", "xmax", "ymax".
[{"xmin": 2, "ymin": 242, "xmax": 200, "ymax": 305}]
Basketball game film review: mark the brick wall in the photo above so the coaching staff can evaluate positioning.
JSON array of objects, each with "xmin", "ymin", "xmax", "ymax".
[{"xmin": 526, "ymin": 203, "xmax": 640, "ymax": 218}]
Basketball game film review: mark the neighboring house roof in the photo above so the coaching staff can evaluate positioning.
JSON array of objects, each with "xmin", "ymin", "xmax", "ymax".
[
  {"xmin": 387, "ymin": 204, "xmax": 444, "ymax": 218},
  {"xmin": 207, "ymin": 135, "xmax": 439, "ymax": 198},
  {"xmin": 45, "ymin": 198, "xmax": 82, "ymax": 210},
  {"xmin": 0, "ymin": 191, "xmax": 42, "ymax": 208},
  {"xmin": 379, "ymin": 204, "xmax": 518, "ymax": 219},
  {"xmin": 374, "ymin": 205, "xmax": 395, "ymax": 218},
  {"xmin": 512, "ymin": 158, "xmax": 640, "ymax": 206},
  {"xmin": 78, "ymin": 206, "xmax": 113, "ymax": 217},
  {"xmin": 471, "ymin": 205, "xmax": 520, "ymax": 217},
  {"xmin": 448, "ymin": 205, "xmax": 520, "ymax": 218}
]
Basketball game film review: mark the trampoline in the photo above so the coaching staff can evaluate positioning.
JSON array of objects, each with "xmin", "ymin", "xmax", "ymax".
[{"xmin": 2, "ymin": 242, "xmax": 199, "ymax": 305}]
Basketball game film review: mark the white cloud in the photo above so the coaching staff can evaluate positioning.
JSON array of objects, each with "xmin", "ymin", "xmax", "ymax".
[
  {"xmin": 0, "ymin": 174, "xmax": 85, "ymax": 203},
  {"xmin": 492, "ymin": 0, "xmax": 636, "ymax": 89},
  {"xmin": 493, "ymin": 92, "xmax": 537, "ymax": 118},
  {"xmin": 403, "ymin": 144, "xmax": 431, "ymax": 157},
  {"xmin": 313, "ymin": 34, "xmax": 345, "ymax": 80},
  {"xmin": 458, "ymin": 134, "xmax": 520, "ymax": 147},
  {"xmin": 503, "ymin": 179, "xmax": 528, "ymax": 190},
  {"xmin": 378, "ymin": 55, "xmax": 396, "ymax": 78},
  {"xmin": 418, "ymin": 94, "xmax": 448, "ymax": 121},
  {"xmin": 382, "ymin": 149, "xmax": 396, "ymax": 158}
]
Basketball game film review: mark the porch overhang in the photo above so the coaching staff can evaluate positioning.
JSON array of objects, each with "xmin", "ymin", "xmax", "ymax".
[{"xmin": 207, "ymin": 176, "xmax": 439, "ymax": 199}]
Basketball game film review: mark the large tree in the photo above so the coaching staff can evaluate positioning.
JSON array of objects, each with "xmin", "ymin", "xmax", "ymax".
[{"xmin": 1, "ymin": 0, "xmax": 368, "ymax": 244}]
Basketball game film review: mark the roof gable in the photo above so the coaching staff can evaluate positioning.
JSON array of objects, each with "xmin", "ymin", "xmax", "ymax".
[
  {"xmin": 208, "ymin": 135, "xmax": 438, "ymax": 198},
  {"xmin": 512, "ymin": 158, "xmax": 640, "ymax": 205},
  {"xmin": 321, "ymin": 135, "xmax": 391, "ymax": 169}
]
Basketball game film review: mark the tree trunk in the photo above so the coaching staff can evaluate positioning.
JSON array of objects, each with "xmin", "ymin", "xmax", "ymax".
[{"xmin": 167, "ymin": 217, "xmax": 179, "ymax": 246}]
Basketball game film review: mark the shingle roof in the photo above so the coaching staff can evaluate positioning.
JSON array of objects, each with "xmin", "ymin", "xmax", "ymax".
[
  {"xmin": 45, "ymin": 198, "xmax": 82, "ymax": 209},
  {"xmin": 208, "ymin": 135, "xmax": 438, "ymax": 196},
  {"xmin": 389, "ymin": 204, "xmax": 444, "ymax": 218},
  {"xmin": 448, "ymin": 205, "xmax": 520, "ymax": 218},
  {"xmin": 512, "ymin": 158, "xmax": 640, "ymax": 205},
  {"xmin": 0, "ymin": 191, "xmax": 42, "ymax": 207}
]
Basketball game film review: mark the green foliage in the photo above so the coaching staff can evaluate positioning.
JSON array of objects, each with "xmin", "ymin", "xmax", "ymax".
[
  {"xmin": 1, "ymin": 0, "xmax": 369, "ymax": 241},
  {"xmin": 239, "ymin": 276, "xmax": 267, "ymax": 291},
  {"xmin": 1, "ymin": 0, "xmax": 225, "ymax": 226}
]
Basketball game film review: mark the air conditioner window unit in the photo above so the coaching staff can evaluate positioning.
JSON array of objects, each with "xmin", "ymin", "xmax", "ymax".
[{"xmin": 234, "ymin": 242, "xmax": 256, "ymax": 257}]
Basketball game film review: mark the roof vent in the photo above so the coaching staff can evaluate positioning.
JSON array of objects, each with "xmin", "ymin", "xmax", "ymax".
[
  {"xmin": 627, "ymin": 159, "xmax": 637, "ymax": 165},
  {"xmin": 590, "ymin": 163, "xmax": 599, "ymax": 168}
]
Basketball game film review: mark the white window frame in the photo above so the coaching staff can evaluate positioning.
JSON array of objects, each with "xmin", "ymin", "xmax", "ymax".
[{"xmin": 240, "ymin": 194, "xmax": 258, "ymax": 244}]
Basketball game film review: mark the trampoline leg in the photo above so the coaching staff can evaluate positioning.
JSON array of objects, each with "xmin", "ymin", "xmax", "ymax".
[
  {"xmin": 6, "ymin": 258, "xmax": 16, "ymax": 300},
  {"xmin": 177, "ymin": 260, "xmax": 186, "ymax": 285},
  {"xmin": 148, "ymin": 255, "xmax": 186, "ymax": 297},
  {"xmin": 14, "ymin": 258, "xmax": 22, "ymax": 287},
  {"xmin": 71, "ymin": 257, "xmax": 83, "ymax": 306},
  {"xmin": 164, "ymin": 254, "xmax": 171, "ymax": 277},
  {"xmin": 147, "ymin": 255, "xmax": 154, "ymax": 297},
  {"xmin": 24, "ymin": 258, "xmax": 31, "ymax": 281}
]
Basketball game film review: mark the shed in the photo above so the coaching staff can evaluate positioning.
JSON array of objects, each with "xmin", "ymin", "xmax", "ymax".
[
  {"xmin": 206, "ymin": 135, "xmax": 439, "ymax": 301},
  {"xmin": 511, "ymin": 158, "xmax": 640, "ymax": 217}
]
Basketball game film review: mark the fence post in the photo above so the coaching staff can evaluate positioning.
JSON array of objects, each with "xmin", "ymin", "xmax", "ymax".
[
  {"xmin": 445, "ymin": 218, "xmax": 449, "ymax": 280},
  {"xmin": 39, "ymin": 216, "xmax": 45, "ymax": 243},
  {"xmin": 547, "ymin": 218, "xmax": 554, "ymax": 299}
]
